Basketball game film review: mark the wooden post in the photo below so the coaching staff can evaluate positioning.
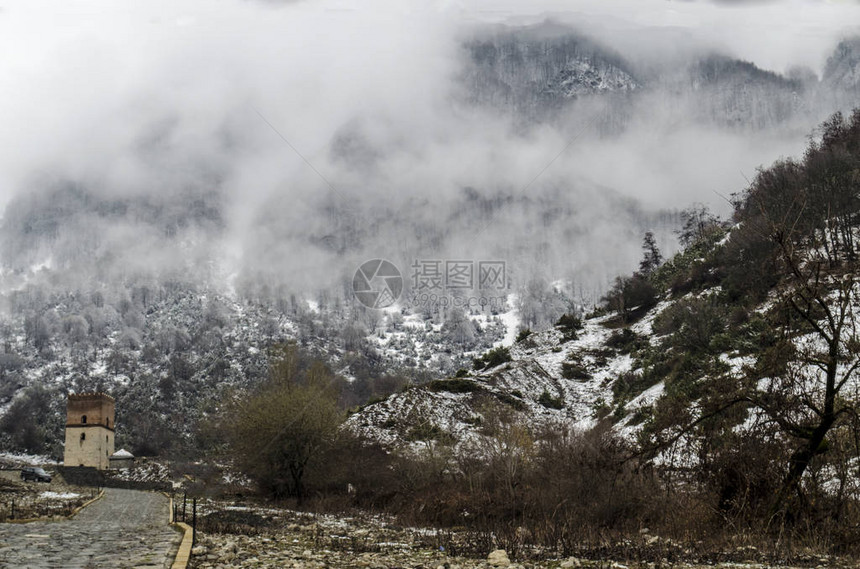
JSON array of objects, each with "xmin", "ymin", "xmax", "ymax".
[{"xmin": 192, "ymin": 498, "xmax": 197, "ymax": 546}]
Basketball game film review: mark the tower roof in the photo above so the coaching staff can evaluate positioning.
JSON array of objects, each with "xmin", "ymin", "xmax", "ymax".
[{"xmin": 68, "ymin": 392, "xmax": 115, "ymax": 402}]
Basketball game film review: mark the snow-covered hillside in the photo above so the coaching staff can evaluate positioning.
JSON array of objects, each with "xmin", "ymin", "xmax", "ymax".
[{"xmin": 346, "ymin": 307, "xmax": 662, "ymax": 451}]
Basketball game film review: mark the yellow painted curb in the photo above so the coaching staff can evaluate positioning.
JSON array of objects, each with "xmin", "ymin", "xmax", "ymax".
[
  {"xmin": 165, "ymin": 493, "xmax": 173, "ymax": 521},
  {"xmin": 171, "ymin": 521, "xmax": 194, "ymax": 569},
  {"xmin": 69, "ymin": 489, "xmax": 105, "ymax": 518},
  {"xmin": 4, "ymin": 488, "xmax": 104, "ymax": 524},
  {"xmin": 5, "ymin": 516, "xmax": 43, "ymax": 524},
  {"xmin": 167, "ymin": 493, "xmax": 195, "ymax": 569}
]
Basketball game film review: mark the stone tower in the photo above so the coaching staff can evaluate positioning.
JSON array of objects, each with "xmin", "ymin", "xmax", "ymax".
[{"xmin": 63, "ymin": 393, "xmax": 115, "ymax": 470}]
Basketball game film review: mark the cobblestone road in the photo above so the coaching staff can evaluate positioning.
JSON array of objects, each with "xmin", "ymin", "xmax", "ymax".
[{"xmin": 0, "ymin": 488, "xmax": 181, "ymax": 568}]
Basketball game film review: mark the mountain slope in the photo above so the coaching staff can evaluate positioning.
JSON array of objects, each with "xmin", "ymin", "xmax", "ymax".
[
  {"xmin": 346, "ymin": 309, "xmax": 654, "ymax": 451},
  {"xmin": 460, "ymin": 23, "xmax": 856, "ymax": 131},
  {"xmin": 348, "ymin": 110, "xmax": 860, "ymax": 472},
  {"xmin": 463, "ymin": 23, "xmax": 640, "ymax": 119}
]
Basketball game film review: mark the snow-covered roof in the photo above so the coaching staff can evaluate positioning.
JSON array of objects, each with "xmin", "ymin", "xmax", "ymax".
[{"xmin": 110, "ymin": 449, "xmax": 134, "ymax": 459}]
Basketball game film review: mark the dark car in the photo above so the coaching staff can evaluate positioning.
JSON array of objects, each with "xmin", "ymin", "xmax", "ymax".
[{"xmin": 20, "ymin": 466, "xmax": 52, "ymax": 483}]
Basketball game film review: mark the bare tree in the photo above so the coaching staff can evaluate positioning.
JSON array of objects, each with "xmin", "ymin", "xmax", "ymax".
[{"xmin": 754, "ymin": 214, "xmax": 860, "ymax": 512}]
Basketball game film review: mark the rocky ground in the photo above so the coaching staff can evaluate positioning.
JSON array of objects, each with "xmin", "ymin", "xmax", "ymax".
[{"xmin": 186, "ymin": 502, "xmax": 850, "ymax": 569}]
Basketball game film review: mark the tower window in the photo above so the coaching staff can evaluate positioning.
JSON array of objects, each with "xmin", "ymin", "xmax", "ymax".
[
  {"xmin": 81, "ymin": 415, "xmax": 87, "ymax": 424},
  {"xmin": 80, "ymin": 433, "xmax": 86, "ymax": 442},
  {"xmin": 106, "ymin": 435, "xmax": 109, "ymax": 443},
  {"xmin": 106, "ymin": 418, "xmax": 110, "ymax": 427}
]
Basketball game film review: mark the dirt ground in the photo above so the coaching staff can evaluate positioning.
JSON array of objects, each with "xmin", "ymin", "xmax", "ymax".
[{"xmin": 185, "ymin": 499, "xmax": 849, "ymax": 569}]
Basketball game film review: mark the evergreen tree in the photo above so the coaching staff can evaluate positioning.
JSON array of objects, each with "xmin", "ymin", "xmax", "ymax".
[{"xmin": 639, "ymin": 231, "xmax": 662, "ymax": 275}]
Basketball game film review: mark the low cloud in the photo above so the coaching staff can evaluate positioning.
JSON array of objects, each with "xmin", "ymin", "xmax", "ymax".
[{"xmin": 0, "ymin": 0, "xmax": 857, "ymax": 301}]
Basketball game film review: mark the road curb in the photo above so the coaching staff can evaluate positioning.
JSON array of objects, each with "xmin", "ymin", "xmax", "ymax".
[
  {"xmin": 168, "ymin": 494, "xmax": 195, "ymax": 569},
  {"xmin": 68, "ymin": 489, "xmax": 105, "ymax": 518},
  {"xmin": 5, "ymin": 516, "xmax": 45, "ymax": 524},
  {"xmin": 171, "ymin": 521, "xmax": 194, "ymax": 568}
]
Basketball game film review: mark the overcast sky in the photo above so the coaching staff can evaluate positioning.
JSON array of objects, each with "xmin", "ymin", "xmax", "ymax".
[
  {"xmin": 1, "ymin": 0, "xmax": 857, "ymax": 214},
  {"xmin": 0, "ymin": 0, "xmax": 858, "ymax": 293},
  {"xmin": 1, "ymin": 0, "xmax": 857, "ymax": 201}
]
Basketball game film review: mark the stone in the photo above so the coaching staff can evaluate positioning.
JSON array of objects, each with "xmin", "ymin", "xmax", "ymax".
[
  {"xmin": 0, "ymin": 488, "xmax": 179, "ymax": 568},
  {"xmin": 560, "ymin": 558, "xmax": 582, "ymax": 568},
  {"xmin": 487, "ymin": 549, "xmax": 510, "ymax": 567}
]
